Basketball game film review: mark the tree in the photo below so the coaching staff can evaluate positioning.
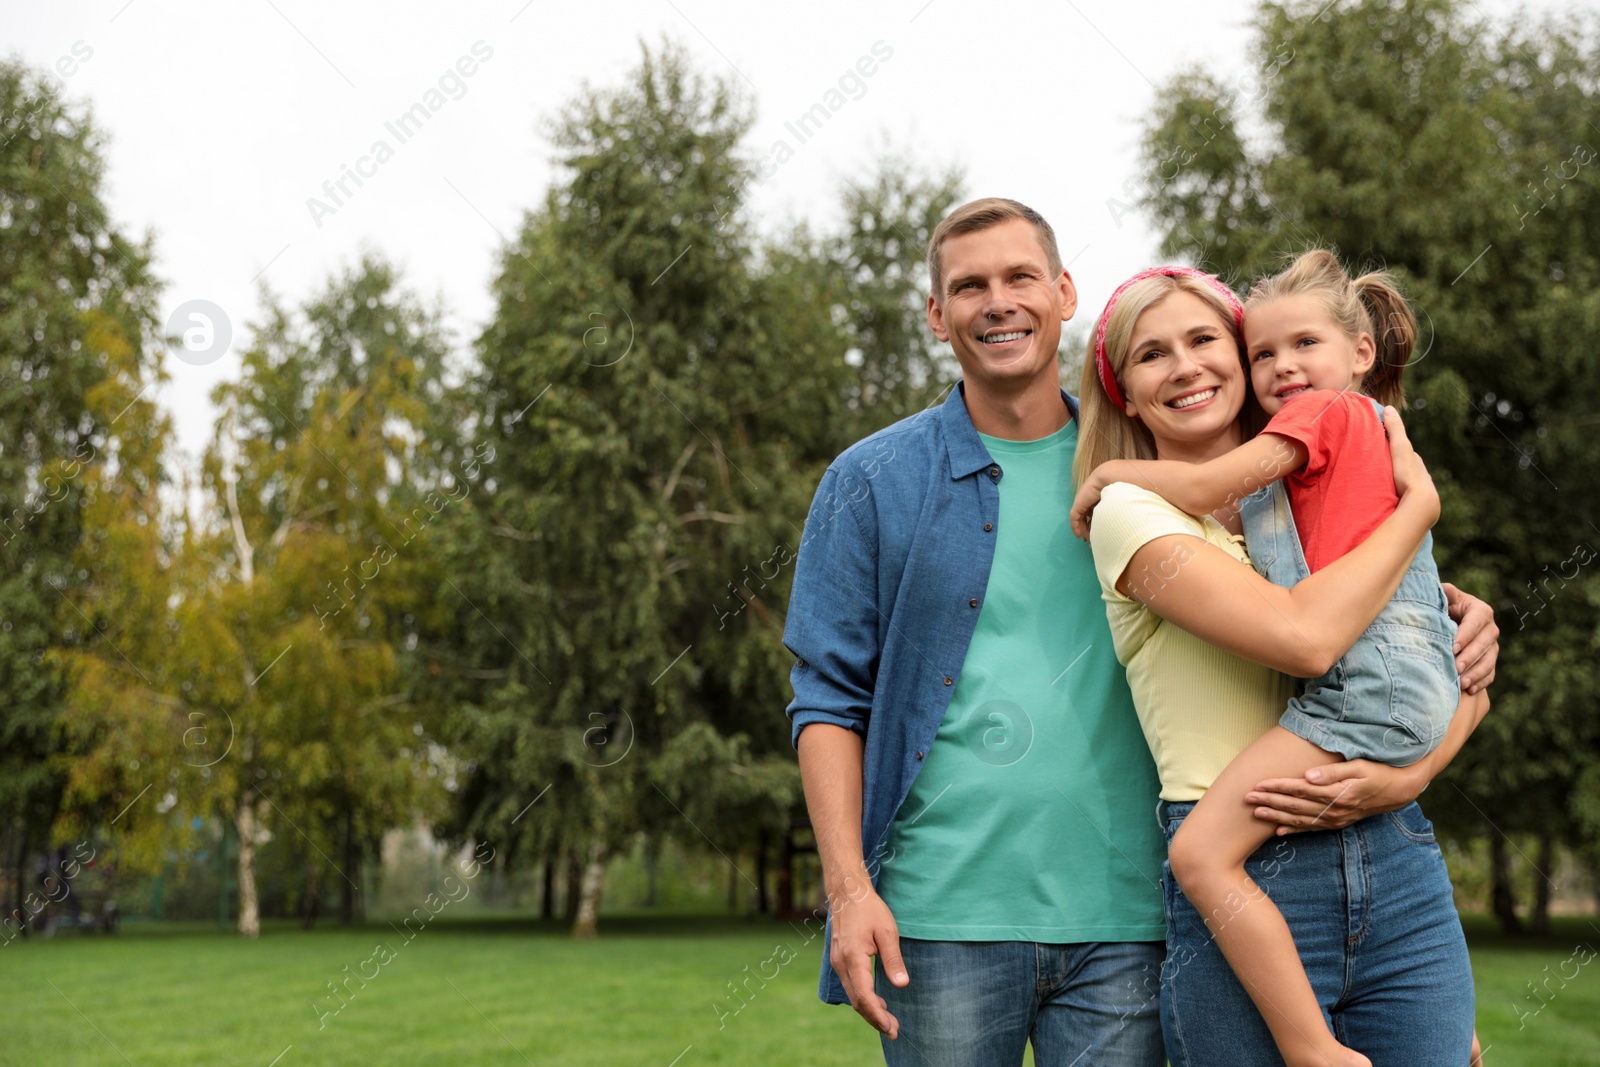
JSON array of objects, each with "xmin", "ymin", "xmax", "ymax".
[
  {"xmin": 432, "ymin": 41, "xmax": 902, "ymax": 936},
  {"xmin": 0, "ymin": 57, "xmax": 166, "ymax": 928},
  {"xmin": 1138, "ymin": 0, "xmax": 1600, "ymax": 930},
  {"xmin": 54, "ymin": 257, "xmax": 455, "ymax": 936},
  {"xmin": 823, "ymin": 148, "xmax": 965, "ymax": 439}
]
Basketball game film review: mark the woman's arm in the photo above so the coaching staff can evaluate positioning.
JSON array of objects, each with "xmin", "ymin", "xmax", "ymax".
[
  {"xmin": 1118, "ymin": 466, "xmax": 1434, "ymax": 678},
  {"xmin": 1112, "ymin": 408, "xmax": 1438, "ymax": 676},
  {"xmin": 1071, "ymin": 434, "xmax": 1306, "ymax": 538}
]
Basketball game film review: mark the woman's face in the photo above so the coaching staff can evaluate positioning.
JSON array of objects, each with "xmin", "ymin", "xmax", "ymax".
[{"xmin": 1120, "ymin": 290, "xmax": 1248, "ymax": 459}]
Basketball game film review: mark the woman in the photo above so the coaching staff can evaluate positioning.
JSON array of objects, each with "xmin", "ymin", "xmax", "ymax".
[{"xmin": 1072, "ymin": 266, "xmax": 1486, "ymax": 1066}]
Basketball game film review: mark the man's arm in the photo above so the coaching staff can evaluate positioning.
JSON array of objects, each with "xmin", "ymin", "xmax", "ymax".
[
  {"xmin": 1071, "ymin": 434, "xmax": 1307, "ymax": 539},
  {"xmin": 784, "ymin": 462, "xmax": 908, "ymax": 1035},
  {"xmin": 1248, "ymin": 588, "xmax": 1499, "ymax": 831},
  {"xmin": 797, "ymin": 723, "xmax": 907, "ymax": 1038}
]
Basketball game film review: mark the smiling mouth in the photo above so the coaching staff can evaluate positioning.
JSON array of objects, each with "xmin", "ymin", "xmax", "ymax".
[
  {"xmin": 981, "ymin": 329, "xmax": 1031, "ymax": 346},
  {"xmin": 1276, "ymin": 385, "xmax": 1310, "ymax": 401},
  {"xmin": 1168, "ymin": 388, "xmax": 1217, "ymax": 409}
]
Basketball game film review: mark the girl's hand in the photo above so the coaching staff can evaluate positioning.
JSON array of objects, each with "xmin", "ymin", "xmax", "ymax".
[
  {"xmin": 1070, "ymin": 478, "xmax": 1107, "ymax": 540},
  {"xmin": 1383, "ymin": 406, "xmax": 1440, "ymax": 525}
]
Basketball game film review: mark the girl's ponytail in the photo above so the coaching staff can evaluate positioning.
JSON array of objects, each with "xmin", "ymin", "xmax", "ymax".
[{"xmin": 1354, "ymin": 271, "xmax": 1415, "ymax": 408}]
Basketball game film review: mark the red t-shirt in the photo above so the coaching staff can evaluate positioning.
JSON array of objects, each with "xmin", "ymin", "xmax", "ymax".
[{"xmin": 1263, "ymin": 390, "xmax": 1397, "ymax": 573}]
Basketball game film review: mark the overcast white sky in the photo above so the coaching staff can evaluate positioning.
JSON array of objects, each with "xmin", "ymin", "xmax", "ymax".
[{"xmin": 3, "ymin": 0, "xmax": 1555, "ymax": 468}]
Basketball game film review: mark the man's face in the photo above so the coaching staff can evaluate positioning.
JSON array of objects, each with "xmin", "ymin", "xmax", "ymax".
[{"xmin": 927, "ymin": 218, "xmax": 1077, "ymax": 397}]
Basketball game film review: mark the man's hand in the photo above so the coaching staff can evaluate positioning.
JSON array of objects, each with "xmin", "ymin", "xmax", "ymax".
[
  {"xmin": 1245, "ymin": 758, "xmax": 1424, "ymax": 835},
  {"xmin": 828, "ymin": 883, "xmax": 908, "ymax": 1038},
  {"xmin": 1442, "ymin": 582, "xmax": 1499, "ymax": 694},
  {"xmin": 1383, "ymin": 407, "xmax": 1442, "ymax": 527}
]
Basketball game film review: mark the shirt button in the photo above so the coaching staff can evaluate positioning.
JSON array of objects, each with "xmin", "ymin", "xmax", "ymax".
[
  {"xmin": 989, "ymin": 466, "xmax": 1000, "ymax": 478},
  {"xmin": 795, "ymin": 658, "xmax": 805, "ymax": 667},
  {"xmin": 943, "ymin": 676, "xmax": 953, "ymax": 686},
  {"xmin": 983, "ymin": 523, "xmax": 993, "ymax": 532},
  {"xmin": 915, "ymin": 751, "xmax": 925, "ymax": 761},
  {"xmin": 968, "ymin": 598, "xmax": 979, "ymax": 608}
]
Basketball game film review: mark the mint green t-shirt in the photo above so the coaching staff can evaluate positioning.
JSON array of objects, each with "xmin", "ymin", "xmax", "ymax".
[{"xmin": 876, "ymin": 420, "xmax": 1166, "ymax": 941}]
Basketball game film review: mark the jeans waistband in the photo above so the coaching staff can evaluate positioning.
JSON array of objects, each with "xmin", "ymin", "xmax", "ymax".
[{"xmin": 1157, "ymin": 799, "xmax": 1196, "ymax": 826}]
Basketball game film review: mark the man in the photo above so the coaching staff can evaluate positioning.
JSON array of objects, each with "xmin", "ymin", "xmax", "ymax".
[{"xmin": 783, "ymin": 198, "xmax": 1498, "ymax": 1067}]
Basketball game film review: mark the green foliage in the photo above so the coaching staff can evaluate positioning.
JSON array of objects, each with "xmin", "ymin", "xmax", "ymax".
[
  {"xmin": 1139, "ymin": 0, "xmax": 1600, "ymax": 863},
  {"xmin": 10, "ymin": 40, "xmax": 964, "ymax": 935},
  {"xmin": 51, "ymin": 255, "xmax": 454, "ymax": 931},
  {"xmin": 430, "ymin": 43, "xmax": 960, "ymax": 931},
  {"xmin": 824, "ymin": 149, "xmax": 965, "ymax": 437},
  {"xmin": 0, "ymin": 56, "xmax": 166, "ymax": 879}
]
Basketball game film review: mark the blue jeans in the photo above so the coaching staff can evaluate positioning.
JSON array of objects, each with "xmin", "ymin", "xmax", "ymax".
[
  {"xmin": 875, "ymin": 938, "xmax": 1164, "ymax": 1067},
  {"xmin": 1159, "ymin": 801, "xmax": 1474, "ymax": 1066}
]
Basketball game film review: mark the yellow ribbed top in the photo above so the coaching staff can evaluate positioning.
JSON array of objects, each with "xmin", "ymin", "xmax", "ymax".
[{"xmin": 1089, "ymin": 483, "xmax": 1295, "ymax": 801}]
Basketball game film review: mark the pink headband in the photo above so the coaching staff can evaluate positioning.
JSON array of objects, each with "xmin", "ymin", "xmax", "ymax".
[{"xmin": 1093, "ymin": 266, "xmax": 1244, "ymax": 412}]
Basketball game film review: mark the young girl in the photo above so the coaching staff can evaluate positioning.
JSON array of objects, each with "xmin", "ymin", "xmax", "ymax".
[{"xmin": 1072, "ymin": 251, "xmax": 1463, "ymax": 1067}]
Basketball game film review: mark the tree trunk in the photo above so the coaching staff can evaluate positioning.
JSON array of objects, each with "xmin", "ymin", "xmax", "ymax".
[
  {"xmin": 236, "ymin": 794, "xmax": 261, "ymax": 938},
  {"xmin": 7, "ymin": 823, "xmax": 27, "ymax": 925},
  {"xmin": 6, "ymin": 824, "xmax": 30, "ymax": 938},
  {"xmin": 1531, "ymin": 834, "xmax": 1553, "ymax": 935},
  {"xmin": 777, "ymin": 827, "xmax": 794, "ymax": 919},
  {"xmin": 1489, "ymin": 833, "xmax": 1522, "ymax": 936},
  {"xmin": 643, "ymin": 836, "xmax": 661, "ymax": 908},
  {"xmin": 727, "ymin": 858, "xmax": 739, "ymax": 912},
  {"xmin": 563, "ymin": 848, "xmax": 582, "ymax": 925},
  {"xmin": 339, "ymin": 809, "xmax": 357, "ymax": 925},
  {"xmin": 300, "ymin": 858, "xmax": 323, "ymax": 930},
  {"xmin": 756, "ymin": 832, "xmax": 770, "ymax": 914},
  {"xmin": 571, "ymin": 839, "xmax": 608, "ymax": 939},
  {"xmin": 540, "ymin": 853, "xmax": 556, "ymax": 920}
]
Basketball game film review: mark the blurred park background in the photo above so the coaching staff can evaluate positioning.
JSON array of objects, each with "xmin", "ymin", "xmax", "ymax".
[{"xmin": 3, "ymin": 0, "xmax": 1599, "ymax": 1063}]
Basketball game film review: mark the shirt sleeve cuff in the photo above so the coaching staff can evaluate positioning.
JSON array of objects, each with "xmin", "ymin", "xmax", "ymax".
[{"xmin": 791, "ymin": 710, "xmax": 868, "ymax": 750}]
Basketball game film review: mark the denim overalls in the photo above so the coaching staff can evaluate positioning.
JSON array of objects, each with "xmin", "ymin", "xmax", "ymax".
[{"xmin": 1237, "ymin": 410, "xmax": 1458, "ymax": 765}]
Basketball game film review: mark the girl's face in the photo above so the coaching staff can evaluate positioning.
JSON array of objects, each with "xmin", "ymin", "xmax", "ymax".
[
  {"xmin": 1245, "ymin": 295, "xmax": 1376, "ymax": 416},
  {"xmin": 1121, "ymin": 291, "xmax": 1248, "ymax": 459}
]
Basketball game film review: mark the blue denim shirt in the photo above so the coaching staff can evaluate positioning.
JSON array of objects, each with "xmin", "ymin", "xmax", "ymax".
[{"xmin": 784, "ymin": 382, "xmax": 1080, "ymax": 1004}]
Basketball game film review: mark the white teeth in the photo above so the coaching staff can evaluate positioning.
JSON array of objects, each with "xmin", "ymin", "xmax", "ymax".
[
  {"xmin": 983, "ymin": 331, "xmax": 1028, "ymax": 343},
  {"xmin": 1170, "ymin": 388, "xmax": 1216, "ymax": 409}
]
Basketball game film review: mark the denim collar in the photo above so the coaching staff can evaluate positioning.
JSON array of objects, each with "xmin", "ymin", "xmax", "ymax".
[{"xmin": 940, "ymin": 381, "xmax": 1081, "ymax": 480}]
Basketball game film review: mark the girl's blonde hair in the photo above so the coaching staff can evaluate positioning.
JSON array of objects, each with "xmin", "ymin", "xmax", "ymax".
[
  {"xmin": 1073, "ymin": 274, "xmax": 1248, "ymax": 488},
  {"xmin": 1245, "ymin": 249, "xmax": 1417, "ymax": 408}
]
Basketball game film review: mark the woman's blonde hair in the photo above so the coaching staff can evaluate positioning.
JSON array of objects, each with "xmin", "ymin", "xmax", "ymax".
[
  {"xmin": 1245, "ymin": 249, "xmax": 1417, "ymax": 408},
  {"xmin": 1073, "ymin": 273, "xmax": 1248, "ymax": 488}
]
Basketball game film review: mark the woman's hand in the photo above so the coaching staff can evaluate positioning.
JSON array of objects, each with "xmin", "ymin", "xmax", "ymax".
[
  {"xmin": 1245, "ymin": 758, "xmax": 1426, "ymax": 834},
  {"xmin": 1249, "ymin": 689, "xmax": 1491, "ymax": 833},
  {"xmin": 1383, "ymin": 406, "xmax": 1440, "ymax": 525}
]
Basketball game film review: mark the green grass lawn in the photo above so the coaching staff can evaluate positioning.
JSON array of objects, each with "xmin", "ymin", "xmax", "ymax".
[{"xmin": 3, "ymin": 914, "xmax": 1596, "ymax": 1066}]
